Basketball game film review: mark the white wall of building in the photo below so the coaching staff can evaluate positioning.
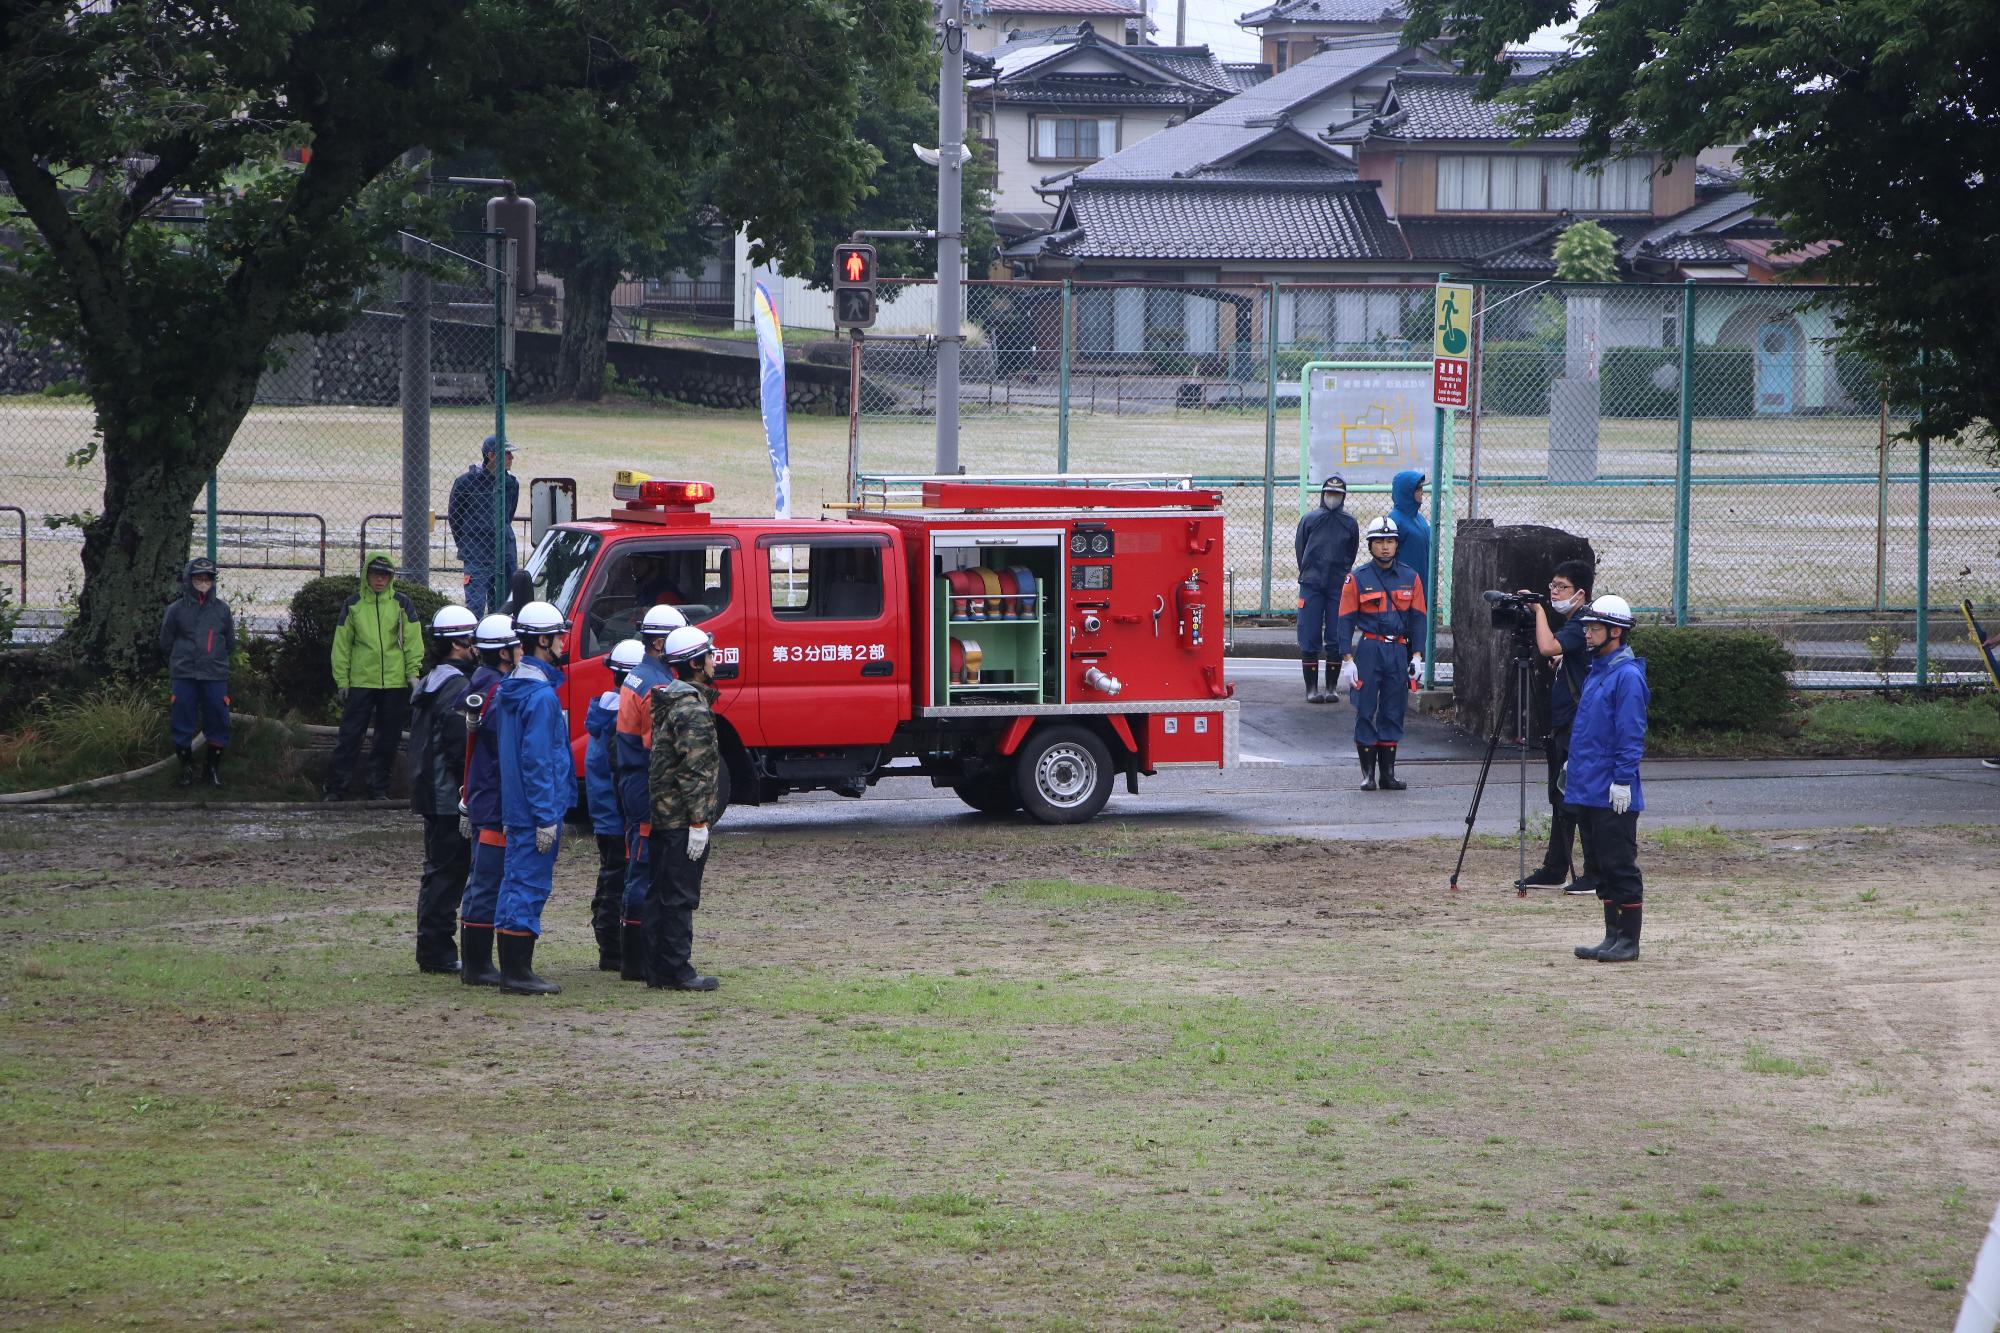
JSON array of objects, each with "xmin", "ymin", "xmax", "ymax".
[{"xmin": 988, "ymin": 104, "xmax": 1181, "ymax": 210}]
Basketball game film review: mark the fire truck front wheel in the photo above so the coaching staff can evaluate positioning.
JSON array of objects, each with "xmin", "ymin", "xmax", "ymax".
[{"xmin": 1015, "ymin": 725, "xmax": 1114, "ymax": 825}]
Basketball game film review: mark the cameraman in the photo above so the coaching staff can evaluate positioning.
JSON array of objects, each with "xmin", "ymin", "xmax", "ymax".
[{"xmin": 1513, "ymin": 560, "xmax": 1596, "ymax": 893}]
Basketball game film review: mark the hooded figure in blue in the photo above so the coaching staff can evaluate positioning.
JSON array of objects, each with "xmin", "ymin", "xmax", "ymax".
[
  {"xmin": 1563, "ymin": 594, "xmax": 1650, "ymax": 964},
  {"xmin": 1389, "ymin": 470, "xmax": 1432, "ymax": 592},
  {"xmin": 613, "ymin": 607, "xmax": 684, "ymax": 981},
  {"xmin": 159, "ymin": 556, "xmax": 233, "ymax": 786},
  {"xmin": 490, "ymin": 603, "xmax": 571, "ymax": 995},
  {"xmin": 457, "ymin": 615, "xmax": 518, "ymax": 987}
]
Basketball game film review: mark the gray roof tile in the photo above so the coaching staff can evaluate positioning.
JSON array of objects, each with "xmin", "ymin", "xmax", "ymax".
[
  {"xmin": 1328, "ymin": 71, "xmax": 1589, "ymax": 143},
  {"xmin": 1238, "ymin": 0, "xmax": 1408, "ymax": 24},
  {"xmin": 1047, "ymin": 181, "xmax": 1405, "ymax": 261}
]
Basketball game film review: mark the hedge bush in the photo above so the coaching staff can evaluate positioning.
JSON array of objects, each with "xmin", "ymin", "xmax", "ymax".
[
  {"xmin": 270, "ymin": 575, "xmax": 453, "ymax": 715},
  {"xmin": 1628, "ymin": 626, "xmax": 1794, "ymax": 733},
  {"xmin": 1601, "ymin": 347, "xmax": 1754, "ymax": 417},
  {"xmin": 1479, "ymin": 341, "xmax": 1560, "ymax": 415}
]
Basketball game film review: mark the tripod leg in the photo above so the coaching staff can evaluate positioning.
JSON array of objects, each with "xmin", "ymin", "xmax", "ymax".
[
  {"xmin": 1517, "ymin": 658, "xmax": 1532, "ymax": 897},
  {"xmin": 1448, "ymin": 707, "xmax": 1511, "ymax": 892}
]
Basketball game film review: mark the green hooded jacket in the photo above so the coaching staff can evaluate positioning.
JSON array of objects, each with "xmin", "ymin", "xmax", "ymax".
[{"xmin": 331, "ymin": 552, "xmax": 423, "ymax": 690}]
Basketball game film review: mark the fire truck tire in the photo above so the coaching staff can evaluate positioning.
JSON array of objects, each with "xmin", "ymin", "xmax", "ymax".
[
  {"xmin": 1015, "ymin": 725, "xmax": 1113, "ymax": 824},
  {"xmin": 952, "ymin": 772, "xmax": 1021, "ymax": 816}
]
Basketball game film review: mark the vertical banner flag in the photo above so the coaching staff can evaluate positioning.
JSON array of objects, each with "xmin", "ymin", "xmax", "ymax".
[{"xmin": 752, "ymin": 281, "xmax": 791, "ymax": 518}]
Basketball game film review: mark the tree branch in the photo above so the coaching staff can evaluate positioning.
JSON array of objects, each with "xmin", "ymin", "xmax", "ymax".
[{"xmin": 0, "ymin": 146, "xmax": 133, "ymax": 363}]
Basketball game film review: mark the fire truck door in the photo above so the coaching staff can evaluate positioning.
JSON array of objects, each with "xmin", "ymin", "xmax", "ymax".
[
  {"xmin": 568, "ymin": 534, "xmax": 745, "ymax": 722},
  {"xmin": 754, "ymin": 533, "xmax": 904, "ymax": 746}
]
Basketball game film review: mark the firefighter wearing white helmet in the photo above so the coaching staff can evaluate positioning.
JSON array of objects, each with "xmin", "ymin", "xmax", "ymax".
[
  {"xmin": 406, "ymin": 606, "xmax": 483, "ymax": 975},
  {"xmin": 1564, "ymin": 594, "xmax": 1651, "ymax": 963},
  {"xmin": 488, "ymin": 601, "xmax": 571, "ymax": 994},
  {"xmin": 645, "ymin": 624, "xmax": 724, "ymax": 991},
  {"xmin": 610, "ymin": 603, "xmax": 689, "ymax": 979},
  {"xmin": 1334, "ymin": 515, "xmax": 1429, "ymax": 791},
  {"xmin": 455, "ymin": 613, "xmax": 522, "ymax": 986},
  {"xmin": 581, "ymin": 638, "xmax": 647, "ymax": 972}
]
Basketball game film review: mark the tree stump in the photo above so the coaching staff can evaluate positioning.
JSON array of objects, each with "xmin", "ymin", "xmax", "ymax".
[{"xmin": 1452, "ymin": 519, "xmax": 1597, "ymax": 744}]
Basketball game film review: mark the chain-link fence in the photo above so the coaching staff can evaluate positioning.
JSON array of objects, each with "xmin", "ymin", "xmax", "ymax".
[
  {"xmin": 0, "ymin": 233, "xmax": 509, "ymax": 621},
  {"xmin": 853, "ymin": 278, "xmax": 1999, "ymax": 683}
]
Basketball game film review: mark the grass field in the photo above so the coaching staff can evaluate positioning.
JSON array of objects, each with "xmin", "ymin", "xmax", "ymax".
[{"xmin": 2, "ymin": 811, "xmax": 1996, "ymax": 1328}]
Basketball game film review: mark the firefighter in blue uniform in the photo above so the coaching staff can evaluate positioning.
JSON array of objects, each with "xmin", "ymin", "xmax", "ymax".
[
  {"xmin": 1336, "ymin": 515, "xmax": 1428, "ymax": 792},
  {"xmin": 456, "ymin": 613, "xmax": 519, "ymax": 987},
  {"xmin": 614, "ymin": 604, "xmax": 686, "ymax": 982},
  {"xmin": 1564, "ymin": 595, "xmax": 1651, "ymax": 963},
  {"xmin": 492, "ymin": 600, "xmax": 572, "ymax": 996},
  {"xmin": 583, "ymin": 638, "xmax": 646, "ymax": 972}
]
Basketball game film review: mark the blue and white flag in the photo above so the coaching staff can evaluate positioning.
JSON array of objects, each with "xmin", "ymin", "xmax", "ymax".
[{"xmin": 751, "ymin": 281, "xmax": 790, "ymax": 518}]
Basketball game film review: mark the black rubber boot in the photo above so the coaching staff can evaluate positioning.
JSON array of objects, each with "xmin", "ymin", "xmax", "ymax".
[
  {"xmin": 1376, "ymin": 745, "xmax": 1407, "ymax": 791},
  {"xmin": 652, "ymin": 973, "xmax": 720, "ymax": 992},
  {"xmin": 458, "ymin": 925, "xmax": 503, "ymax": 987},
  {"xmin": 175, "ymin": 747, "xmax": 195, "ymax": 787},
  {"xmin": 1575, "ymin": 899, "xmax": 1619, "ymax": 960},
  {"xmin": 619, "ymin": 921, "xmax": 648, "ymax": 982},
  {"xmin": 203, "ymin": 744, "xmax": 224, "ymax": 788},
  {"xmin": 1302, "ymin": 659, "xmax": 1322, "ymax": 703},
  {"xmin": 1596, "ymin": 904, "xmax": 1642, "ymax": 962},
  {"xmin": 1357, "ymin": 743, "xmax": 1377, "ymax": 791},
  {"xmin": 497, "ymin": 933, "xmax": 561, "ymax": 995},
  {"xmin": 596, "ymin": 925, "xmax": 622, "ymax": 972}
]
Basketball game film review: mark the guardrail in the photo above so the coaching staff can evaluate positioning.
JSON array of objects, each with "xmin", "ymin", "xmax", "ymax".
[
  {"xmin": 188, "ymin": 509, "xmax": 327, "ymax": 577},
  {"xmin": 359, "ymin": 512, "xmax": 532, "ymax": 575},
  {"xmin": 0, "ymin": 505, "xmax": 24, "ymax": 602}
]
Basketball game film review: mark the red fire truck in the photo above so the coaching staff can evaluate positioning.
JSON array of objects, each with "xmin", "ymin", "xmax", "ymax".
[{"xmin": 522, "ymin": 474, "xmax": 1237, "ymax": 824}]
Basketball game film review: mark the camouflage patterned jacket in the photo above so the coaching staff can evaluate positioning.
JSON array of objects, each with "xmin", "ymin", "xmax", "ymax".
[{"xmin": 648, "ymin": 678, "xmax": 722, "ymax": 828}]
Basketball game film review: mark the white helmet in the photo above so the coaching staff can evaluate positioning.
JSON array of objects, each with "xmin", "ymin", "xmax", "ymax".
[
  {"xmin": 660, "ymin": 625, "xmax": 714, "ymax": 666},
  {"xmin": 640, "ymin": 604, "xmax": 687, "ymax": 637},
  {"xmin": 607, "ymin": 637, "xmax": 646, "ymax": 670},
  {"xmin": 474, "ymin": 613, "xmax": 520, "ymax": 650},
  {"xmin": 513, "ymin": 600, "xmax": 568, "ymax": 637},
  {"xmin": 1364, "ymin": 515, "xmax": 1401, "ymax": 544},
  {"xmin": 432, "ymin": 605, "xmax": 480, "ymax": 639},
  {"xmin": 1577, "ymin": 594, "xmax": 1635, "ymax": 629}
]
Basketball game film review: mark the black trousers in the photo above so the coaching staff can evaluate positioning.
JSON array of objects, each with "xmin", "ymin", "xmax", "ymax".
[
  {"xmin": 417, "ymin": 813, "xmax": 470, "ymax": 966},
  {"xmin": 591, "ymin": 834, "xmax": 625, "ymax": 946},
  {"xmin": 327, "ymin": 687, "xmax": 409, "ymax": 798},
  {"xmin": 1540, "ymin": 726, "xmax": 1592, "ymax": 882},
  {"xmin": 645, "ymin": 826, "xmax": 708, "ymax": 986},
  {"xmin": 1568, "ymin": 805, "xmax": 1643, "ymax": 904}
]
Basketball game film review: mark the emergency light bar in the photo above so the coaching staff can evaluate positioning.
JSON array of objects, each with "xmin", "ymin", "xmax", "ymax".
[{"xmin": 613, "ymin": 472, "xmax": 715, "ymax": 508}]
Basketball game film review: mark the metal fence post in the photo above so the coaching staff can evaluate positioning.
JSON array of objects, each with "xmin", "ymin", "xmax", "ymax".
[
  {"xmin": 1425, "ymin": 406, "xmax": 1444, "ymax": 685},
  {"xmin": 205, "ymin": 472, "xmax": 218, "ymax": 563},
  {"xmin": 1915, "ymin": 348, "xmax": 1930, "ymax": 684},
  {"xmin": 1672, "ymin": 280, "xmax": 1695, "ymax": 626},
  {"xmin": 1260, "ymin": 280, "xmax": 1278, "ymax": 616},
  {"xmin": 492, "ymin": 242, "xmax": 510, "ymax": 612},
  {"xmin": 1875, "ymin": 399, "xmax": 1889, "ymax": 613},
  {"xmin": 1057, "ymin": 278, "xmax": 1071, "ymax": 473},
  {"xmin": 399, "ymin": 149, "xmax": 432, "ymax": 584}
]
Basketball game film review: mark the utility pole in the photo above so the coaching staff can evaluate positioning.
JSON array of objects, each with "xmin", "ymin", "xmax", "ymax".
[
  {"xmin": 399, "ymin": 147, "xmax": 432, "ymax": 582},
  {"xmin": 1176, "ymin": 0, "xmax": 1186, "ymax": 45},
  {"xmin": 935, "ymin": 0, "xmax": 965, "ymax": 475}
]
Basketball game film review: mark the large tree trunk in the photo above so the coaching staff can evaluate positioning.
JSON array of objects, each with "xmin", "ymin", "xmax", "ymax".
[{"xmin": 556, "ymin": 256, "xmax": 620, "ymax": 401}]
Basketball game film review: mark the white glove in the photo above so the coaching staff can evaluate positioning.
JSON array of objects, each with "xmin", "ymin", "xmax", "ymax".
[
  {"xmin": 457, "ymin": 800, "xmax": 472, "ymax": 841},
  {"xmin": 1556, "ymin": 762, "xmax": 1568, "ymax": 796},
  {"xmin": 1336, "ymin": 659, "xmax": 1359, "ymax": 693},
  {"xmin": 535, "ymin": 823, "xmax": 558, "ymax": 854},
  {"xmin": 686, "ymin": 824, "xmax": 709, "ymax": 861},
  {"xmin": 1608, "ymin": 783, "xmax": 1631, "ymax": 815},
  {"xmin": 1407, "ymin": 653, "xmax": 1424, "ymax": 684}
]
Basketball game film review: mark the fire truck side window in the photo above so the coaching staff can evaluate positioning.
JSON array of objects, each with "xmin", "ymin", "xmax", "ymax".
[
  {"xmin": 582, "ymin": 540, "xmax": 734, "ymax": 657},
  {"xmin": 767, "ymin": 539, "xmax": 884, "ymax": 620}
]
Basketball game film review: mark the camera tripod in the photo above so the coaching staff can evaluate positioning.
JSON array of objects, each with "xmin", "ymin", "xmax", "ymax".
[{"xmin": 1448, "ymin": 638, "xmax": 1538, "ymax": 896}]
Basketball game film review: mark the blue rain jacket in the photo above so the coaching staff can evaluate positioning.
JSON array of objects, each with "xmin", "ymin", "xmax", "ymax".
[
  {"xmin": 1564, "ymin": 646, "xmax": 1649, "ymax": 811},
  {"xmin": 614, "ymin": 656, "xmax": 670, "ymax": 822},
  {"xmin": 1389, "ymin": 470, "xmax": 1432, "ymax": 590},
  {"xmin": 582, "ymin": 690, "xmax": 624, "ymax": 836},
  {"xmin": 494, "ymin": 656, "xmax": 570, "ymax": 831},
  {"xmin": 461, "ymin": 663, "xmax": 509, "ymax": 827}
]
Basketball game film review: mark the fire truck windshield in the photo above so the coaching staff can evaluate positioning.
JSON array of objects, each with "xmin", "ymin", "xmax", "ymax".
[{"xmin": 523, "ymin": 527, "xmax": 599, "ymax": 613}]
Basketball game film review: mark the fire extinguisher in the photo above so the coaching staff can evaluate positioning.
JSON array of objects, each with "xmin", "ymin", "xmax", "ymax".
[{"xmin": 1176, "ymin": 568, "xmax": 1207, "ymax": 650}]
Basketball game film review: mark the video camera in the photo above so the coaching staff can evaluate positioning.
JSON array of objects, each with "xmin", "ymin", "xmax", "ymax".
[{"xmin": 1482, "ymin": 588, "xmax": 1548, "ymax": 631}]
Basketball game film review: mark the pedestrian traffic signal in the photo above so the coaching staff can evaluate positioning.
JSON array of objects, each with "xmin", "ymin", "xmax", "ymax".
[{"xmin": 832, "ymin": 242, "xmax": 878, "ymax": 331}]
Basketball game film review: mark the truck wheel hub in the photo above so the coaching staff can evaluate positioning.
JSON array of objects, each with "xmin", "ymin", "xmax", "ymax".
[{"xmin": 1035, "ymin": 743, "xmax": 1095, "ymax": 807}]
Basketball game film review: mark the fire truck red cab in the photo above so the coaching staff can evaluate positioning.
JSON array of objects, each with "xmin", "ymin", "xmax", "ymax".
[{"xmin": 523, "ymin": 474, "xmax": 1236, "ymax": 824}]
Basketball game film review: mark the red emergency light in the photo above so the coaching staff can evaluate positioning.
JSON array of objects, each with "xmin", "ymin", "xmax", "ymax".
[{"xmin": 613, "ymin": 474, "xmax": 714, "ymax": 509}]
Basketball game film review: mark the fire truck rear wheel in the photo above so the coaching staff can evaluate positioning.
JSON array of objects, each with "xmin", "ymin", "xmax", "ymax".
[
  {"xmin": 952, "ymin": 772, "xmax": 1021, "ymax": 816},
  {"xmin": 1016, "ymin": 725, "xmax": 1113, "ymax": 825}
]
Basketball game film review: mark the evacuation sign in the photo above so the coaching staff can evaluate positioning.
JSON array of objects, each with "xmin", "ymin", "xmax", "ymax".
[{"xmin": 1431, "ymin": 282, "xmax": 1473, "ymax": 409}]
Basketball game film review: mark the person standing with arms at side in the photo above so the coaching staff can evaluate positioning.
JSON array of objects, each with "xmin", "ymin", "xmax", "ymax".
[
  {"xmin": 447, "ymin": 435, "xmax": 520, "ymax": 618},
  {"xmin": 326, "ymin": 552, "xmax": 423, "ymax": 801},
  {"xmin": 1294, "ymin": 474, "xmax": 1360, "ymax": 702},
  {"xmin": 1515, "ymin": 560, "xmax": 1599, "ymax": 894},
  {"xmin": 1336, "ymin": 516, "xmax": 1428, "ymax": 792},
  {"xmin": 614, "ymin": 605, "xmax": 686, "ymax": 982},
  {"xmin": 584, "ymin": 638, "xmax": 647, "ymax": 973},
  {"xmin": 1389, "ymin": 470, "xmax": 1432, "ymax": 599},
  {"xmin": 646, "ymin": 626, "xmax": 724, "ymax": 992},
  {"xmin": 457, "ymin": 613, "xmax": 519, "ymax": 987},
  {"xmin": 491, "ymin": 601, "xmax": 571, "ymax": 996},
  {"xmin": 1565, "ymin": 595, "xmax": 1650, "ymax": 963},
  {"xmin": 159, "ymin": 556, "xmax": 233, "ymax": 788},
  {"xmin": 406, "ymin": 606, "xmax": 480, "ymax": 974}
]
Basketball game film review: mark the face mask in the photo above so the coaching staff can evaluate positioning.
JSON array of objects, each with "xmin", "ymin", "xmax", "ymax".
[{"xmin": 1322, "ymin": 491, "xmax": 1344, "ymax": 510}]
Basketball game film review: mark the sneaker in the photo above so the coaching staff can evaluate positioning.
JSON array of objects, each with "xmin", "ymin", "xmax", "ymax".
[
  {"xmin": 1983, "ymin": 757, "xmax": 2000, "ymax": 770},
  {"xmin": 1513, "ymin": 867, "xmax": 1567, "ymax": 890},
  {"xmin": 1563, "ymin": 878, "xmax": 1599, "ymax": 897}
]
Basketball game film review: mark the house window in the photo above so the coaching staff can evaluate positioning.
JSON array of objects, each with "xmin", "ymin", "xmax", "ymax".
[
  {"xmin": 1031, "ymin": 116, "xmax": 1119, "ymax": 162},
  {"xmin": 1437, "ymin": 154, "xmax": 1654, "ymax": 213}
]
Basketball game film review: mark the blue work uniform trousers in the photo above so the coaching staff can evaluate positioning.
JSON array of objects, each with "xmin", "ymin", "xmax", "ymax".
[
  {"xmin": 462, "ymin": 826, "xmax": 506, "ymax": 927},
  {"xmin": 1351, "ymin": 636, "xmax": 1411, "ymax": 746},
  {"xmin": 1296, "ymin": 586, "xmax": 1339, "ymax": 659},
  {"xmin": 495, "ymin": 825, "xmax": 561, "ymax": 937},
  {"xmin": 622, "ymin": 822, "xmax": 651, "ymax": 921},
  {"xmin": 169, "ymin": 678, "xmax": 231, "ymax": 749},
  {"xmin": 463, "ymin": 559, "xmax": 517, "ymax": 620}
]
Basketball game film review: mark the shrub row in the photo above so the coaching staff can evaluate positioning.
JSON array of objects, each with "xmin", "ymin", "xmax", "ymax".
[
  {"xmin": 1474, "ymin": 345, "xmax": 1759, "ymax": 418},
  {"xmin": 1628, "ymin": 626, "xmax": 1794, "ymax": 734}
]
